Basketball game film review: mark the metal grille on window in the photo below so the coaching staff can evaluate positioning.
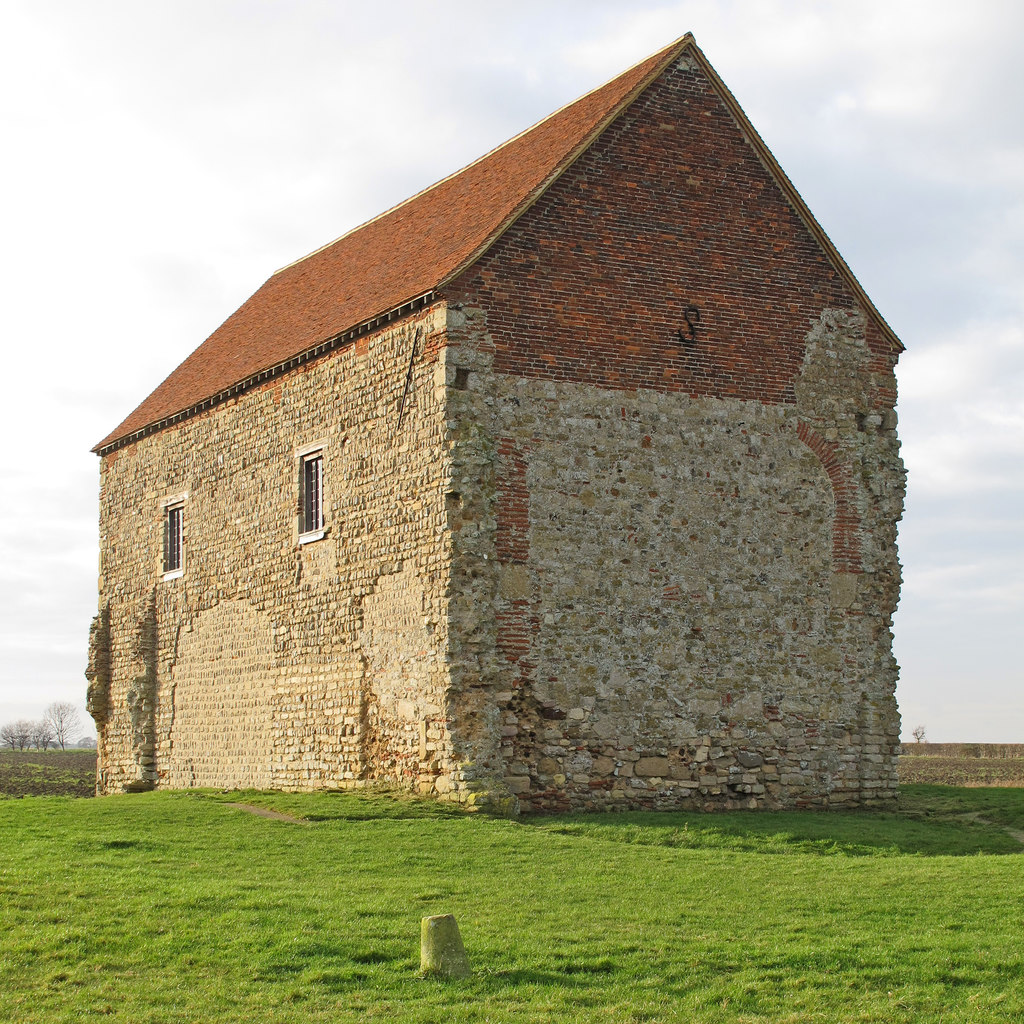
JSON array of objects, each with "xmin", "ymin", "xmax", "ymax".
[
  {"xmin": 165, "ymin": 504, "xmax": 183, "ymax": 572},
  {"xmin": 302, "ymin": 454, "xmax": 323, "ymax": 534}
]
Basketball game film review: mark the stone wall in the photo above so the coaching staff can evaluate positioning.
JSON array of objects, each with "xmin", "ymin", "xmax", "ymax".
[
  {"xmin": 440, "ymin": 304, "xmax": 903, "ymax": 811},
  {"xmin": 90, "ymin": 306, "xmax": 461, "ymax": 796}
]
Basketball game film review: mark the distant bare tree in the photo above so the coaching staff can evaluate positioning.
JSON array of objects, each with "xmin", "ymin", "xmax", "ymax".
[
  {"xmin": 30, "ymin": 720, "xmax": 54, "ymax": 750},
  {"xmin": 44, "ymin": 702, "xmax": 82, "ymax": 751},
  {"xmin": 0, "ymin": 722, "xmax": 18, "ymax": 749},
  {"xmin": 912, "ymin": 724, "xmax": 927, "ymax": 744},
  {"xmin": 12, "ymin": 720, "xmax": 33, "ymax": 750}
]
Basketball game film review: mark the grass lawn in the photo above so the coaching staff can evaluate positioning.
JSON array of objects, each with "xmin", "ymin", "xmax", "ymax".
[{"xmin": 1, "ymin": 787, "xmax": 1022, "ymax": 1023}]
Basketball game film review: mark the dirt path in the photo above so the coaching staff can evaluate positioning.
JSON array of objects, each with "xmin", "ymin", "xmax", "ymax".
[
  {"xmin": 960, "ymin": 811, "xmax": 1024, "ymax": 846},
  {"xmin": 225, "ymin": 802, "xmax": 308, "ymax": 825}
]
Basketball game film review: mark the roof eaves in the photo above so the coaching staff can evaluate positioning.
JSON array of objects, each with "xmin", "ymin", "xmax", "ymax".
[
  {"xmin": 277, "ymin": 36, "xmax": 694, "ymax": 283},
  {"xmin": 92, "ymin": 290, "xmax": 437, "ymax": 455},
  {"xmin": 686, "ymin": 40, "xmax": 903, "ymax": 353}
]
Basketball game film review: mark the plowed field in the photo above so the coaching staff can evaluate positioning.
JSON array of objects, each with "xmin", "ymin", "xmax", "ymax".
[{"xmin": 0, "ymin": 749, "xmax": 96, "ymax": 797}]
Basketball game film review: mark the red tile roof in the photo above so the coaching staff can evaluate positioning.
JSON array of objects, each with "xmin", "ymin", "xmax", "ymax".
[
  {"xmin": 95, "ymin": 33, "xmax": 899, "ymax": 454},
  {"xmin": 95, "ymin": 37, "xmax": 688, "ymax": 453}
]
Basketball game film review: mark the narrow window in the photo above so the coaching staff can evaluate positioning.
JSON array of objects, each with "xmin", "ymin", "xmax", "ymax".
[
  {"xmin": 164, "ymin": 502, "xmax": 184, "ymax": 575},
  {"xmin": 301, "ymin": 451, "xmax": 324, "ymax": 536}
]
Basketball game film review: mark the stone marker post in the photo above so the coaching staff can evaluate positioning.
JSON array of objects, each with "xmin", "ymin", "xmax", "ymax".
[{"xmin": 420, "ymin": 914, "xmax": 471, "ymax": 978}]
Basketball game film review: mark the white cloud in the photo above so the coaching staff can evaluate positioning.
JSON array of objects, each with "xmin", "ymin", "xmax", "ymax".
[{"xmin": 898, "ymin": 321, "xmax": 1024, "ymax": 498}]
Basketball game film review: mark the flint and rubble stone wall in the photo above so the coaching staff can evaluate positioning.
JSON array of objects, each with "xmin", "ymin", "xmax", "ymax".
[
  {"xmin": 440, "ymin": 303, "xmax": 903, "ymax": 811},
  {"xmin": 88, "ymin": 307, "xmax": 463, "ymax": 796}
]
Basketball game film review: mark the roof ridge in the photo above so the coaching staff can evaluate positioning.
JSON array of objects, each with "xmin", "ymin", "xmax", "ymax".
[
  {"xmin": 436, "ymin": 34, "xmax": 693, "ymax": 290},
  {"xmin": 275, "ymin": 34, "xmax": 693, "ymax": 277}
]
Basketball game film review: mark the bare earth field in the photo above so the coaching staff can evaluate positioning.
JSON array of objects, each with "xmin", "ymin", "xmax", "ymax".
[
  {"xmin": 3, "ymin": 746, "xmax": 1023, "ymax": 798},
  {"xmin": 899, "ymin": 743, "xmax": 1024, "ymax": 787},
  {"xmin": 897, "ymin": 756, "xmax": 1024, "ymax": 786},
  {"xmin": 0, "ymin": 749, "xmax": 97, "ymax": 798}
]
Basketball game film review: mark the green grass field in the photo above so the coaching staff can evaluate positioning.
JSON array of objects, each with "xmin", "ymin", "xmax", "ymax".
[{"xmin": 1, "ymin": 786, "xmax": 1023, "ymax": 1023}]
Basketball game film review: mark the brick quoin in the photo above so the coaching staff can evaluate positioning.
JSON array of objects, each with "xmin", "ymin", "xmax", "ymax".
[
  {"xmin": 495, "ymin": 438, "xmax": 530, "ymax": 564},
  {"xmin": 494, "ymin": 438, "xmax": 535, "ymax": 688}
]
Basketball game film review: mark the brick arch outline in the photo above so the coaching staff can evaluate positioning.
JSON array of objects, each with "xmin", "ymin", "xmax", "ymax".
[{"xmin": 796, "ymin": 420, "xmax": 862, "ymax": 574}]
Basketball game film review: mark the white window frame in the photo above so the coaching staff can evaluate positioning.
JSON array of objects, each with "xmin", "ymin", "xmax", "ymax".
[
  {"xmin": 296, "ymin": 441, "xmax": 327, "ymax": 544},
  {"xmin": 161, "ymin": 493, "xmax": 187, "ymax": 580}
]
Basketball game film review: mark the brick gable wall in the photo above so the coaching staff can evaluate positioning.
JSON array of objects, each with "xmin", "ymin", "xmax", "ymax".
[{"xmin": 447, "ymin": 52, "xmax": 895, "ymax": 401}]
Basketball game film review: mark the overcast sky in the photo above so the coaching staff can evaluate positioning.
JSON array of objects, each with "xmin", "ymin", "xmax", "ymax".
[{"xmin": 1, "ymin": 0, "xmax": 1021, "ymax": 743}]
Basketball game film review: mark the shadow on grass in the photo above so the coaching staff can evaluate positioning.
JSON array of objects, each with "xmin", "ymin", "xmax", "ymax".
[
  {"xmin": 192, "ymin": 783, "xmax": 1024, "ymax": 857},
  {"xmin": 518, "ymin": 793, "xmax": 1024, "ymax": 858},
  {"xmin": 898, "ymin": 784, "xmax": 1024, "ymax": 833},
  {"xmin": 195, "ymin": 788, "xmax": 470, "ymax": 823},
  {"xmin": 482, "ymin": 965, "xmax": 617, "ymax": 985}
]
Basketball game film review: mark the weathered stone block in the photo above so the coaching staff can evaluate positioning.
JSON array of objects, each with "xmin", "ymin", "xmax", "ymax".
[
  {"xmin": 421, "ymin": 915, "xmax": 471, "ymax": 978},
  {"xmin": 635, "ymin": 757, "xmax": 670, "ymax": 777}
]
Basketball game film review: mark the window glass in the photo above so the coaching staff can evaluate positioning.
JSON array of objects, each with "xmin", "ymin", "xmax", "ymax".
[
  {"xmin": 165, "ymin": 503, "xmax": 183, "ymax": 573},
  {"xmin": 302, "ymin": 453, "xmax": 323, "ymax": 534}
]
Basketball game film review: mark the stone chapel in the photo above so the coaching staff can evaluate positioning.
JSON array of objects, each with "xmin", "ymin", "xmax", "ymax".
[{"xmin": 87, "ymin": 34, "xmax": 905, "ymax": 812}]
